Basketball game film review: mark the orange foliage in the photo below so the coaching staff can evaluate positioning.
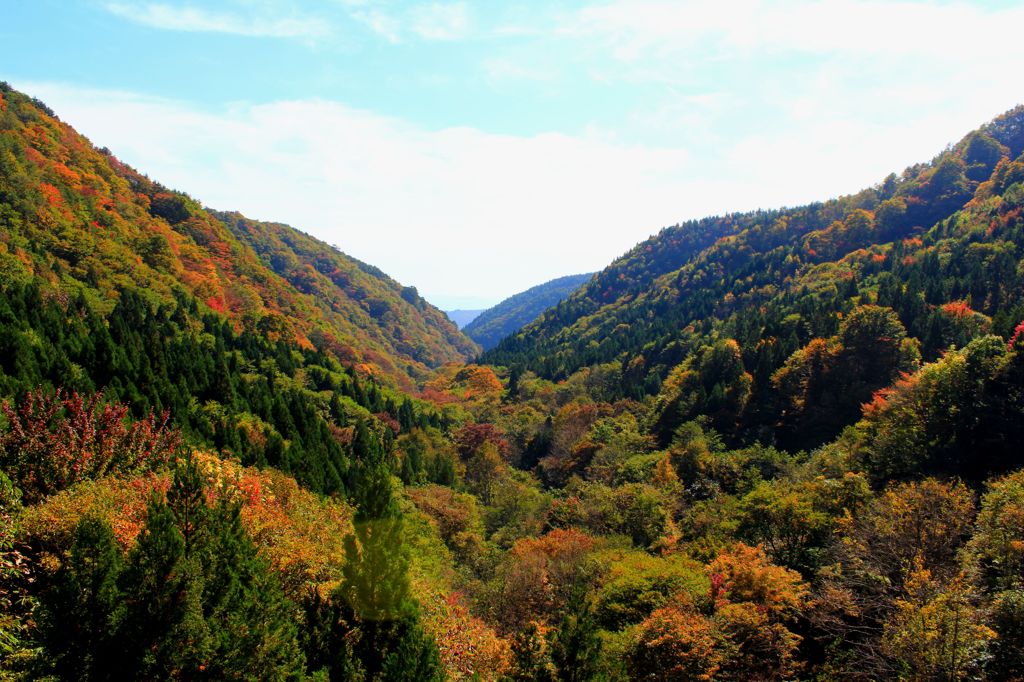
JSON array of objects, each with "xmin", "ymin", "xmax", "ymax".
[
  {"xmin": 18, "ymin": 452, "xmax": 353, "ymax": 599},
  {"xmin": 205, "ymin": 295, "xmax": 226, "ymax": 313},
  {"xmin": 418, "ymin": 588, "xmax": 511, "ymax": 680},
  {"xmin": 707, "ymin": 543, "xmax": 808, "ymax": 617},
  {"xmin": 491, "ymin": 529, "xmax": 597, "ymax": 631},
  {"xmin": 940, "ymin": 300, "xmax": 975, "ymax": 319},
  {"xmin": 628, "ymin": 598, "xmax": 721, "ymax": 681},
  {"xmin": 38, "ymin": 182, "xmax": 64, "ymax": 207}
]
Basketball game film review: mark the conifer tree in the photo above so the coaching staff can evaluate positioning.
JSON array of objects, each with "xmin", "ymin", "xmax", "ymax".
[
  {"xmin": 314, "ymin": 420, "xmax": 444, "ymax": 681},
  {"xmin": 39, "ymin": 515, "xmax": 124, "ymax": 681},
  {"xmin": 117, "ymin": 456, "xmax": 305, "ymax": 679},
  {"xmin": 548, "ymin": 589, "xmax": 605, "ymax": 682}
]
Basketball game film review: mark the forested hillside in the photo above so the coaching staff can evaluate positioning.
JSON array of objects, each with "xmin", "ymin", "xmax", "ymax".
[
  {"xmin": 464, "ymin": 273, "xmax": 594, "ymax": 350},
  {"xmin": 5, "ymin": 81, "xmax": 1024, "ymax": 681},
  {"xmin": 484, "ymin": 108, "xmax": 1024, "ymax": 405},
  {"xmin": 0, "ymin": 82, "xmax": 493, "ymax": 680},
  {"xmin": 0, "ymin": 82, "xmax": 476, "ymax": 392}
]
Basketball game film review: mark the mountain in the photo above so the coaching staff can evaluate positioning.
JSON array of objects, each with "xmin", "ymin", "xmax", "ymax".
[
  {"xmin": 0, "ymin": 83, "xmax": 504, "ymax": 680},
  {"xmin": 446, "ymin": 308, "xmax": 485, "ymax": 328},
  {"xmin": 7, "ymin": 77, "xmax": 1024, "ymax": 682},
  {"xmin": 214, "ymin": 211, "xmax": 479, "ymax": 381},
  {"xmin": 463, "ymin": 273, "xmax": 594, "ymax": 350},
  {"xmin": 0, "ymin": 81, "xmax": 482, "ymax": 495},
  {"xmin": 0, "ymin": 82, "xmax": 477, "ymax": 391},
  {"xmin": 483, "ymin": 106, "xmax": 1024, "ymax": 414}
]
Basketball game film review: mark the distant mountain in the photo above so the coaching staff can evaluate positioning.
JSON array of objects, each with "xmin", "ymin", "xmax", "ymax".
[
  {"xmin": 446, "ymin": 309, "xmax": 485, "ymax": 329},
  {"xmin": 464, "ymin": 273, "xmax": 594, "ymax": 350},
  {"xmin": 215, "ymin": 211, "xmax": 480, "ymax": 383}
]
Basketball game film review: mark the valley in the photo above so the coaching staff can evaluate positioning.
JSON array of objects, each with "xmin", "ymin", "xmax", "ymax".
[{"xmin": 3, "ymin": 81, "xmax": 1024, "ymax": 681}]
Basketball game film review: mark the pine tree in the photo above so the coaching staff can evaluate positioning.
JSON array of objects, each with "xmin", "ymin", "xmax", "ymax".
[
  {"xmin": 120, "ymin": 488, "xmax": 210, "ymax": 679},
  {"xmin": 39, "ymin": 515, "xmax": 124, "ymax": 681},
  {"xmin": 117, "ymin": 456, "xmax": 305, "ymax": 679}
]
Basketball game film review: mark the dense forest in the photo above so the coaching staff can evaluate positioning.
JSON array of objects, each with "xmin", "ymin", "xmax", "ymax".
[
  {"xmin": 464, "ymin": 273, "xmax": 594, "ymax": 351},
  {"xmin": 4, "ymin": 82, "xmax": 1024, "ymax": 681}
]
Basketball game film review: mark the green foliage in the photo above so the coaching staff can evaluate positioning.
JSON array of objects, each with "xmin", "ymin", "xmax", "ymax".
[
  {"xmin": 305, "ymin": 421, "xmax": 445, "ymax": 682},
  {"xmin": 38, "ymin": 514, "xmax": 124, "ymax": 680},
  {"xmin": 8, "ymin": 80, "xmax": 1024, "ymax": 682},
  {"xmin": 547, "ymin": 589, "xmax": 605, "ymax": 682},
  {"xmin": 484, "ymin": 105, "xmax": 1024, "ymax": 457},
  {"xmin": 0, "ymin": 83, "xmax": 474, "ymax": 397},
  {"xmin": 650, "ymin": 339, "xmax": 752, "ymax": 445},
  {"xmin": 859, "ymin": 336, "xmax": 1024, "ymax": 483}
]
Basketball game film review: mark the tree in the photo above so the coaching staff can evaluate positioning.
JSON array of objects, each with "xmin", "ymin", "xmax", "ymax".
[
  {"xmin": 39, "ymin": 515, "xmax": 124, "ymax": 680},
  {"xmin": 970, "ymin": 469, "xmax": 1024, "ymax": 591},
  {"xmin": 626, "ymin": 598, "xmax": 721, "ymax": 681},
  {"xmin": 773, "ymin": 305, "xmax": 919, "ymax": 449},
  {"xmin": 318, "ymin": 420, "xmax": 444, "ymax": 681},
  {"xmin": 650, "ymin": 339, "xmax": 752, "ymax": 445},
  {"xmin": 814, "ymin": 479, "xmax": 976, "ymax": 678},
  {"xmin": 0, "ymin": 389, "xmax": 179, "ymax": 503},
  {"xmin": 882, "ymin": 563, "xmax": 994, "ymax": 681},
  {"xmin": 547, "ymin": 589, "xmax": 605, "ymax": 682},
  {"xmin": 736, "ymin": 480, "xmax": 832, "ymax": 575},
  {"xmin": 116, "ymin": 456, "xmax": 305, "ymax": 680}
]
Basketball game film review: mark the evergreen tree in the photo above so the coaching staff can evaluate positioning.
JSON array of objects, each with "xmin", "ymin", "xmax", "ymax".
[
  {"xmin": 548, "ymin": 589, "xmax": 605, "ymax": 682},
  {"xmin": 39, "ymin": 515, "xmax": 124, "ymax": 681},
  {"xmin": 117, "ymin": 456, "xmax": 305, "ymax": 680},
  {"xmin": 315, "ymin": 420, "xmax": 444, "ymax": 681}
]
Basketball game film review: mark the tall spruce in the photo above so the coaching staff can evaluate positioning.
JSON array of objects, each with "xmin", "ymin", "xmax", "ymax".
[
  {"xmin": 118, "ymin": 456, "xmax": 304, "ymax": 679},
  {"xmin": 548, "ymin": 589, "xmax": 605, "ymax": 682}
]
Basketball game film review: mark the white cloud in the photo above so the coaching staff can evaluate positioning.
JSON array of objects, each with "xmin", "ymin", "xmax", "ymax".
[
  {"xmin": 103, "ymin": 2, "xmax": 331, "ymax": 40},
  {"xmin": 350, "ymin": 1, "xmax": 472, "ymax": 43},
  {"xmin": 567, "ymin": 0, "xmax": 1024, "ymax": 60},
  {"xmin": 409, "ymin": 2, "xmax": 470, "ymax": 41},
  {"xmin": 20, "ymin": 79, "xmax": 1013, "ymax": 308},
  {"xmin": 349, "ymin": 9, "xmax": 402, "ymax": 43},
  {"xmin": 481, "ymin": 57, "xmax": 555, "ymax": 85}
]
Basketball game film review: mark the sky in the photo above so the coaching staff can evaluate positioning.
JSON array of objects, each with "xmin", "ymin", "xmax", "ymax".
[{"xmin": 3, "ymin": 1, "xmax": 1023, "ymax": 309}]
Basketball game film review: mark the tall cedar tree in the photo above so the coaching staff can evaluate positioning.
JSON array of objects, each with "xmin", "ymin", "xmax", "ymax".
[
  {"xmin": 39, "ymin": 515, "xmax": 124, "ymax": 681},
  {"xmin": 306, "ymin": 420, "xmax": 444, "ymax": 681}
]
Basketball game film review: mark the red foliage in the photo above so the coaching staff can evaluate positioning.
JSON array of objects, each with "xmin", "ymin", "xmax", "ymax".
[
  {"xmin": 419, "ymin": 387, "xmax": 459, "ymax": 405},
  {"xmin": 39, "ymin": 182, "xmax": 64, "ymax": 207},
  {"xmin": 452, "ymin": 422, "xmax": 510, "ymax": 460},
  {"xmin": 205, "ymin": 295, "xmax": 226, "ymax": 313},
  {"xmin": 0, "ymin": 389, "xmax": 180, "ymax": 503},
  {"xmin": 374, "ymin": 412, "xmax": 401, "ymax": 434},
  {"xmin": 1010, "ymin": 320, "xmax": 1024, "ymax": 351},
  {"xmin": 939, "ymin": 300, "xmax": 974, "ymax": 320}
]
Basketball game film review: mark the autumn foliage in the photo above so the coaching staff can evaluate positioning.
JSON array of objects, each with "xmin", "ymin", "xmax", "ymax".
[{"xmin": 0, "ymin": 389, "xmax": 179, "ymax": 503}]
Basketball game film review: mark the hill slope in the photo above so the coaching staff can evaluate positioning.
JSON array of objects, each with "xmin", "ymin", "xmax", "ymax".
[
  {"xmin": 483, "ymin": 107, "xmax": 1024, "ymax": 398},
  {"xmin": 464, "ymin": 273, "xmax": 594, "ymax": 350},
  {"xmin": 0, "ymin": 82, "xmax": 476, "ymax": 391}
]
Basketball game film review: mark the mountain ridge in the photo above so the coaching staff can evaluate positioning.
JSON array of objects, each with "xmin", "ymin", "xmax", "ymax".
[
  {"xmin": 463, "ymin": 272, "xmax": 594, "ymax": 350},
  {"xmin": 0, "ymin": 82, "xmax": 477, "ymax": 390},
  {"xmin": 483, "ymin": 105, "xmax": 1024, "ymax": 398}
]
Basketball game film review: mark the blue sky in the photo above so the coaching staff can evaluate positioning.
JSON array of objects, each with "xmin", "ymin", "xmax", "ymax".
[{"xmin": 4, "ymin": 0, "xmax": 1023, "ymax": 308}]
